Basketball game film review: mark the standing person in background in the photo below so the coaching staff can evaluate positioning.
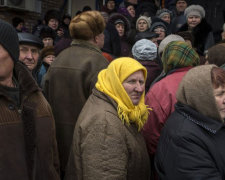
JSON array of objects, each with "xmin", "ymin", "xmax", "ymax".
[
  {"xmin": 12, "ymin": 17, "xmax": 27, "ymax": 33},
  {"xmin": 101, "ymin": 0, "xmax": 117, "ymax": 15},
  {"xmin": 39, "ymin": 26, "xmax": 56, "ymax": 47},
  {"xmin": 18, "ymin": 32, "xmax": 43, "ymax": 82},
  {"xmin": 0, "ymin": 19, "xmax": 60, "ymax": 180},
  {"xmin": 170, "ymin": 0, "xmax": 188, "ymax": 33},
  {"xmin": 38, "ymin": 46, "xmax": 55, "ymax": 86},
  {"xmin": 44, "ymin": 9, "xmax": 64, "ymax": 43},
  {"xmin": 44, "ymin": 10, "xmax": 108, "ymax": 179},
  {"xmin": 178, "ymin": 5, "xmax": 215, "ymax": 59},
  {"xmin": 108, "ymin": 12, "xmax": 132, "ymax": 57},
  {"xmin": 65, "ymin": 57, "xmax": 150, "ymax": 180},
  {"xmin": 100, "ymin": 11, "xmax": 121, "ymax": 59}
]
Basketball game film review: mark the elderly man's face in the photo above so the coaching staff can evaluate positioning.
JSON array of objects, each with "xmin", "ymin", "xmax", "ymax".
[
  {"xmin": 0, "ymin": 45, "xmax": 14, "ymax": 84},
  {"xmin": 19, "ymin": 44, "xmax": 40, "ymax": 71}
]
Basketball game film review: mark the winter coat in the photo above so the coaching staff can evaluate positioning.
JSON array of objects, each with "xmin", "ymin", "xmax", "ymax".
[
  {"xmin": 102, "ymin": 23, "xmax": 121, "ymax": 57},
  {"xmin": 44, "ymin": 39, "xmax": 109, "ymax": 176},
  {"xmin": 179, "ymin": 18, "xmax": 215, "ymax": 55},
  {"xmin": 155, "ymin": 102, "xmax": 225, "ymax": 179},
  {"xmin": 142, "ymin": 66, "xmax": 192, "ymax": 156},
  {"xmin": 65, "ymin": 88, "xmax": 150, "ymax": 180},
  {"xmin": 139, "ymin": 60, "xmax": 161, "ymax": 92},
  {"xmin": 0, "ymin": 62, "xmax": 60, "ymax": 180}
]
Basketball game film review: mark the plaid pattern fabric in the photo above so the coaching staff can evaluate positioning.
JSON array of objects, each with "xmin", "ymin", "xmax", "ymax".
[{"xmin": 162, "ymin": 41, "xmax": 200, "ymax": 73}]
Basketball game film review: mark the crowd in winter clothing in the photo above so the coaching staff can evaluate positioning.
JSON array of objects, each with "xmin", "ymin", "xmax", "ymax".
[{"xmin": 1, "ymin": 0, "xmax": 225, "ymax": 179}]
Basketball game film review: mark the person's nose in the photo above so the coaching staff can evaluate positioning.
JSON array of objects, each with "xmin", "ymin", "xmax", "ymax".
[
  {"xmin": 25, "ymin": 50, "xmax": 33, "ymax": 59},
  {"xmin": 135, "ymin": 82, "xmax": 144, "ymax": 92}
]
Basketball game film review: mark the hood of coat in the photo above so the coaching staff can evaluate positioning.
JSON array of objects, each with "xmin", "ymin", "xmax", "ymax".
[{"xmin": 176, "ymin": 64, "xmax": 223, "ymax": 122}]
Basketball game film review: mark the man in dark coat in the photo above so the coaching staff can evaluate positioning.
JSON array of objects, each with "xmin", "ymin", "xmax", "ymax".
[
  {"xmin": 0, "ymin": 19, "xmax": 60, "ymax": 180},
  {"xmin": 44, "ymin": 11, "xmax": 109, "ymax": 179}
]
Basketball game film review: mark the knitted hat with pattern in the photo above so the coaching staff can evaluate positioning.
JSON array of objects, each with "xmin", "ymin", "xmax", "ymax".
[
  {"xmin": 162, "ymin": 41, "xmax": 200, "ymax": 73},
  {"xmin": 0, "ymin": 19, "xmax": 19, "ymax": 62}
]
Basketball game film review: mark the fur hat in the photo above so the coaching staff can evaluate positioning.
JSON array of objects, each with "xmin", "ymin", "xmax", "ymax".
[
  {"xmin": 136, "ymin": 16, "xmax": 151, "ymax": 30},
  {"xmin": 12, "ymin": 17, "xmax": 24, "ymax": 28},
  {"xmin": 69, "ymin": 10, "xmax": 105, "ymax": 40},
  {"xmin": 132, "ymin": 39, "xmax": 157, "ymax": 61},
  {"xmin": 184, "ymin": 5, "xmax": 205, "ymax": 20},
  {"xmin": 41, "ymin": 46, "xmax": 55, "ymax": 59},
  {"xmin": 158, "ymin": 34, "xmax": 185, "ymax": 55},
  {"xmin": 108, "ymin": 12, "xmax": 131, "ymax": 32},
  {"xmin": 40, "ymin": 26, "xmax": 56, "ymax": 40},
  {"xmin": 0, "ymin": 19, "xmax": 19, "ymax": 62},
  {"xmin": 44, "ymin": 9, "xmax": 61, "ymax": 24},
  {"xmin": 156, "ymin": 8, "xmax": 172, "ymax": 19}
]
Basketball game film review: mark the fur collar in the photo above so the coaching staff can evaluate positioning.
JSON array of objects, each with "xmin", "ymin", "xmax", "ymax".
[
  {"xmin": 14, "ymin": 61, "xmax": 40, "ymax": 97},
  {"xmin": 179, "ymin": 18, "xmax": 213, "ymax": 54}
]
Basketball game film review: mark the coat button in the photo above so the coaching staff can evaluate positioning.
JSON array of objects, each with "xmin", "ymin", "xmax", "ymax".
[{"xmin": 8, "ymin": 104, "xmax": 15, "ymax": 110}]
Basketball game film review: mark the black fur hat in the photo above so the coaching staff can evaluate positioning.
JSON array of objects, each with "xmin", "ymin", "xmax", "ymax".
[{"xmin": 44, "ymin": 9, "xmax": 61, "ymax": 24}]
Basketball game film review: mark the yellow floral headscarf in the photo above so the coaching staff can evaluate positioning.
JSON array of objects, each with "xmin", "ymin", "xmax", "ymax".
[{"xmin": 95, "ymin": 57, "xmax": 151, "ymax": 130}]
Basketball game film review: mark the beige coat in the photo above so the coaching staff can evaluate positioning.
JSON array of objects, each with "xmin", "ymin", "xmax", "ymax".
[{"xmin": 65, "ymin": 88, "xmax": 150, "ymax": 180}]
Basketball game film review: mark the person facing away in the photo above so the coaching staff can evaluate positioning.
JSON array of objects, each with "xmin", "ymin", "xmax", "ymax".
[
  {"xmin": 43, "ymin": 10, "xmax": 109, "ymax": 179},
  {"xmin": 155, "ymin": 65, "xmax": 225, "ymax": 179},
  {"xmin": 142, "ymin": 41, "xmax": 200, "ymax": 172},
  {"xmin": 0, "ymin": 19, "xmax": 60, "ymax": 180},
  {"xmin": 65, "ymin": 57, "xmax": 150, "ymax": 180}
]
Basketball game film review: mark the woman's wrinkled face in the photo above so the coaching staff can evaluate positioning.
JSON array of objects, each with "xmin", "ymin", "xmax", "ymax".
[
  {"xmin": 122, "ymin": 70, "xmax": 145, "ymax": 105},
  {"xmin": 137, "ymin": 20, "xmax": 148, "ymax": 32},
  {"xmin": 187, "ymin": 15, "xmax": 201, "ymax": 29},
  {"xmin": 127, "ymin": 5, "xmax": 135, "ymax": 18},
  {"xmin": 115, "ymin": 23, "xmax": 125, "ymax": 37},
  {"xmin": 214, "ymin": 86, "xmax": 225, "ymax": 119}
]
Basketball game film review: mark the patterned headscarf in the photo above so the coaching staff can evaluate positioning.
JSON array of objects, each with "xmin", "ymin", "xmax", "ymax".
[
  {"xmin": 162, "ymin": 41, "xmax": 200, "ymax": 74},
  {"xmin": 96, "ymin": 57, "xmax": 150, "ymax": 130}
]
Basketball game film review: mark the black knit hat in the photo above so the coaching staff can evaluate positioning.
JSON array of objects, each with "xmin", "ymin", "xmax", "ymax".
[{"xmin": 0, "ymin": 19, "xmax": 19, "ymax": 62}]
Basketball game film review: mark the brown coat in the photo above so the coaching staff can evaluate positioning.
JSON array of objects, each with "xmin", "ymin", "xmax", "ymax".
[
  {"xmin": 65, "ymin": 88, "xmax": 150, "ymax": 180},
  {"xmin": 44, "ymin": 39, "xmax": 109, "ymax": 175},
  {"xmin": 0, "ymin": 62, "xmax": 60, "ymax": 180}
]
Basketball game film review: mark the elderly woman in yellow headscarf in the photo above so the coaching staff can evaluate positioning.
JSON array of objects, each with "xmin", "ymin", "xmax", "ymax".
[{"xmin": 65, "ymin": 57, "xmax": 150, "ymax": 180}]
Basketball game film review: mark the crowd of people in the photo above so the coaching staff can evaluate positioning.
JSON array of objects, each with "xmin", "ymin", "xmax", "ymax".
[{"xmin": 1, "ymin": 0, "xmax": 225, "ymax": 179}]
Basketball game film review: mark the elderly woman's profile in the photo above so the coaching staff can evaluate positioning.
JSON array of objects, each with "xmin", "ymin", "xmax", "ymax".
[{"xmin": 64, "ymin": 57, "xmax": 151, "ymax": 180}]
